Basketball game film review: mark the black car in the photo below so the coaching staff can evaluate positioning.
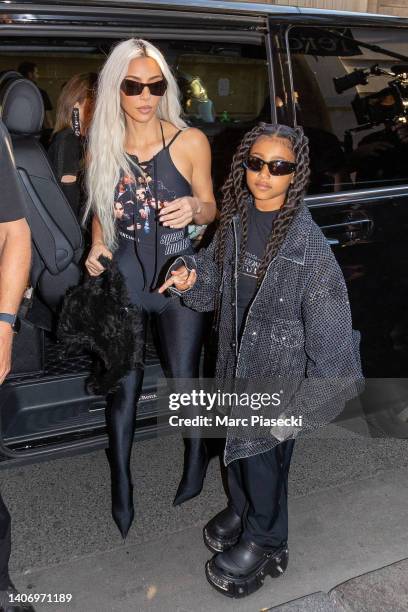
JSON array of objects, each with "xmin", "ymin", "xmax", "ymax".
[{"xmin": 1, "ymin": 0, "xmax": 408, "ymax": 469}]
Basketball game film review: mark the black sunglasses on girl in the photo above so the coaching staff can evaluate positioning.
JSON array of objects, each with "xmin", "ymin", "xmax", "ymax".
[
  {"xmin": 120, "ymin": 78, "xmax": 167, "ymax": 97},
  {"xmin": 243, "ymin": 156, "xmax": 297, "ymax": 176}
]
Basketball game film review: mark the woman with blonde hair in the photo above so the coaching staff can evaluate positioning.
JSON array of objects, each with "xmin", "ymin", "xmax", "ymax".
[
  {"xmin": 84, "ymin": 38, "xmax": 216, "ymax": 538},
  {"xmin": 48, "ymin": 72, "xmax": 97, "ymax": 217}
]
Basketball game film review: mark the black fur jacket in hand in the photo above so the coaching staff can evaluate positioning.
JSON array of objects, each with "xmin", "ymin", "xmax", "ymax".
[{"xmin": 57, "ymin": 256, "xmax": 144, "ymax": 395}]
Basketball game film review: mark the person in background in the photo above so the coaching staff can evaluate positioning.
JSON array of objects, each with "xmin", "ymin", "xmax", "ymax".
[
  {"xmin": 178, "ymin": 72, "xmax": 215, "ymax": 124},
  {"xmin": 48, "ymin": 73, "xmax": 97, "ymax": 219},
  {"xmin": 0, "ymin": 131, "xmax": 34, "ymax": 611},
  {"xmin": 17, "ymin": 62, "xmax": 53, "ymax": 130}
]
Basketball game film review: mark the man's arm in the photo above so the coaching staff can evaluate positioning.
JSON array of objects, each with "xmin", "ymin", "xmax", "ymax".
[{"xmin": 0, "ymin": 218, "xmax": 31, "ymax": 383}]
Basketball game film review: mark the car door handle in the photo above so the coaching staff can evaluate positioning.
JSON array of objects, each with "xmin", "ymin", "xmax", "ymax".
[
  {"xmin": 327, "ymin": 237, "xmax": 340, "ymax": 246},
  {"xmin": 321, "ymin": 216, "xmax": 374, "ymax": 246}
]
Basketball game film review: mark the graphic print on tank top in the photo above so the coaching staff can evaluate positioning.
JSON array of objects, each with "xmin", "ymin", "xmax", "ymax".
[
  {"xmin": 114, "ymin": 164, "xmax": 178, "ymax": 243},
  {"xmin": 113, "ymin": 125, "xmax": 194, "ymax": 287}
]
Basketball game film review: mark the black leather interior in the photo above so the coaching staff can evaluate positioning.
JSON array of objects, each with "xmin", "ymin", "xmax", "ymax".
[
  {"xmin": 0, "ymin": 71, "xmax": 84, "ymax": 310},
  {"xmin": 1, "ymin": 76, "xmax": 43, "ymax": 134}
]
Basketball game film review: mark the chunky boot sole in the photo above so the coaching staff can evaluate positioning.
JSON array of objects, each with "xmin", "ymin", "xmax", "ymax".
[
  {"xmin": 205, "ymin": 545, "xmax": 289, "ymax": 598},
  {"xmin": 203, "ymin": 525, "xmax": 240, "ymax": 554}
]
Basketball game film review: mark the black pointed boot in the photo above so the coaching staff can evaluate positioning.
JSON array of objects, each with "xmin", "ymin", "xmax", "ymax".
[
  {"xmin": 173, "ymin": 437, "xmax": 209, "ymax": 506},
  {"xmin": 203, "ymin": 506, "xmax": 242, "ymax": 553},
  {"xmin": 205, "ymin": 536, "xmax": 289, "ymax": 598},
  {"xmin": 105, "ymin": 446, "xmax": 134, "ymax": 540}
]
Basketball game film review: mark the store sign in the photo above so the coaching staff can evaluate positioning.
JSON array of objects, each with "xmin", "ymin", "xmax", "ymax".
[{"xmin": 287, "ymin": 28, "xmax": 362, "ymax": 57}]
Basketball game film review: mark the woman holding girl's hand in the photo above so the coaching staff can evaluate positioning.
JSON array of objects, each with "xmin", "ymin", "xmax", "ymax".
[{"xmin": 158, "ymin": 265, "xmax": 196, "ymax": 293}]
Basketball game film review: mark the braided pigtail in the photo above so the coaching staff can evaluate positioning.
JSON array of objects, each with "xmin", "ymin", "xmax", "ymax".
[
  {"xmin": 255, "ymin": 125, "xmax": 310, "ymax": 284},
  {"xmin": 215, "ymin": 124, "xmax": 265, "ymax": 266},
  {"xmin": 212, "ymin": 124, "xmax": 265, "ymax": 332}
]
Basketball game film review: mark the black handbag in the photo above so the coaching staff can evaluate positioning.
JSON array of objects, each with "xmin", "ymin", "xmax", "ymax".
[{"xmin": 57, "ymin": 256, "xmax": 144, "ymax": 395}]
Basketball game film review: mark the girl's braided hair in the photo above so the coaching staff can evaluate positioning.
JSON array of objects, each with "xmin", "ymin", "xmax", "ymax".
[{"xmin": 215, "ymin": 122, "xmax": 310, "ymax": 283}]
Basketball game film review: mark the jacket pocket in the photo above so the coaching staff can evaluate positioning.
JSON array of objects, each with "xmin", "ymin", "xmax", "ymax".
[
  {"xmin": 270, "ymin": 319, "xmax": 304, "ymax": 348},
  {"xmin": 265, "ymin": 319, "xmax": 306, "ymax": 377}
]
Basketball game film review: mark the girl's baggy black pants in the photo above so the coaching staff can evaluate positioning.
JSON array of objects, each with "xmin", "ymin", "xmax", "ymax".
[{"xmin": 227, "ymin": 439, "xmax": 295, "ymax": 549}]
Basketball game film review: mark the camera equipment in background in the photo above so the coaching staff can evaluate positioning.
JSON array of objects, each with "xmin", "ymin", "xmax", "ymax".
[{"xmin": 334, "ymin": 64, "xmax": 408, "ymax": 132}]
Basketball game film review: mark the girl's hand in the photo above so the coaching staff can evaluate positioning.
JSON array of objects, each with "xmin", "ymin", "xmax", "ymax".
[
  {"xmin": 158, "ymin": 265, "xmax": 197, "ymax": 294},
  {"xmin": 158, "ymin": 196, "xmax": 200, "ymax": 229},
  {"xmin": 85, "ymin": 241, "xmax": 113, "ymax": 277}
]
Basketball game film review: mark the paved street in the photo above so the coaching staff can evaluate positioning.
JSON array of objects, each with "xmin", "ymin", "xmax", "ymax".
[{"xmin": 1, "ymin": 424, "xmax": 408, "ymax": 611}]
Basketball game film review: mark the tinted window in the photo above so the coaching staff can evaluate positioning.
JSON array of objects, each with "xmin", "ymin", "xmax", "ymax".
[
  {"xmin": 0, "ymin": 38, "xmax": 267, "ymax": 196},
  {"xmin": 280, "ymin": 27, "xmax": 408, "ymax": 195},
  {"xmin": 172, "ymin": 42, "xmax": 268, "ymax": 193}
]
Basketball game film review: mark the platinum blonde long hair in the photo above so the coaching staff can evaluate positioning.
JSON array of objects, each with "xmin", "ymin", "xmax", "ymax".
[{"xmin": 84, "ymin": 38, "xmax": 187, "ymax": 250}]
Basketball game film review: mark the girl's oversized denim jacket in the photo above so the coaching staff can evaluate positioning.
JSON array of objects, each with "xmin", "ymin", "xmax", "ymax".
[{"xmin": 168, "ymin": 204, "xmax": 363, "ymax": 465}]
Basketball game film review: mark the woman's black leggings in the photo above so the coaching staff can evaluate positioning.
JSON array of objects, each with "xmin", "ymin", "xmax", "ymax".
[{"xmin": 106, "ymin": 241, "xmax": 207, "ymax": 538}]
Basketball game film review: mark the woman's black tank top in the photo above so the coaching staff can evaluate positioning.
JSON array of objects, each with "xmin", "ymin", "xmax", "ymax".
[{"xmin": 114, "ymin": 122, "xmax": 193, "ymax": 289}]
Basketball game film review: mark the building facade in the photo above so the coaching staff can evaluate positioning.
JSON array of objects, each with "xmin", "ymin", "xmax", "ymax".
[{"xmin": 243, "ymin": 1, "xmax": 408, "ymax": 18}]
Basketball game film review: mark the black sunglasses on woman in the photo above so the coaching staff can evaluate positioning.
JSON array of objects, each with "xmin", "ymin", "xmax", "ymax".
[{"xmin": 120, "ymin": 78, "xmax": 167, "ymax": 97}]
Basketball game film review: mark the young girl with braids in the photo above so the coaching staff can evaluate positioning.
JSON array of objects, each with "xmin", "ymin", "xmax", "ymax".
[{"xmin": 159, "ymin": 123, "xmax": 362, "ymax": 598}]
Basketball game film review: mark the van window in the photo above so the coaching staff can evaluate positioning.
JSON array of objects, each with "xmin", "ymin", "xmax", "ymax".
[
  {"xmin": 0, "ymin": 39, "xmax": 267, "ymax": 195},
  {"xmin": 173, "ymin": 42, "xmax": 268, "ymax": 193},
  {"xmin": 277, "ymin": 26, "xmax": 408, "ymax": 195}
]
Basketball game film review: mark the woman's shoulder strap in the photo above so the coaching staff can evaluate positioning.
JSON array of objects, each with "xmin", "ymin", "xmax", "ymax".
[{"xmin": 166, "ymin": 128, "xmax": 184, "ymax": 148}]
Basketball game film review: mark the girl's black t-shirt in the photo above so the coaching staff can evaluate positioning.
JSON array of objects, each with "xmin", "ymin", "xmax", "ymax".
[{"xmin": 237, "ymin": 205, "xmax": 278, "ymax": 334}]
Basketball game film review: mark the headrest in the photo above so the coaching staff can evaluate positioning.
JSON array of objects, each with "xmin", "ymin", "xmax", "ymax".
[
  {"xmin": 0, "ymin": 74, "xmax": 44, "ymax": 135},
  {"xmin": 0, "ymin": 70, "xmax": 22, "ymax": 86}
]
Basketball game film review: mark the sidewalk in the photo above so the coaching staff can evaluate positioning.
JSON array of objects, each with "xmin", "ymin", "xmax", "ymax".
[
  {"xmin": 2, "ymin": 429, "xmax": 408, "ymax": 611},
  {"xmin": 269, "ymin": 558, "xmax": 408, "ymax": 611}
]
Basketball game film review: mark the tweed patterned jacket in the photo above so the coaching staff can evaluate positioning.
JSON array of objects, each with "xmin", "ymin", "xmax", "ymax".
[{"xmin": 168, "ymin": 204, "xmax": 363, "ymax": 464}]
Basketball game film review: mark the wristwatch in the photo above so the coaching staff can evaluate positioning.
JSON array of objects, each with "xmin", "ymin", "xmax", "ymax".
[{"xmin": 0, "ymin": 313, "xmax": 21, "ymax": 333}]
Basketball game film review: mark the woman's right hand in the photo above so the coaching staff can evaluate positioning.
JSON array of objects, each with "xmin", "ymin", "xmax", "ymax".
[
  {"xmin": 85, "ymin": 241, "xmax": 113, "ymax": 277},
  {"xmin": 158, "ymin": 265, "xmax": 197, "ymax": 294}
]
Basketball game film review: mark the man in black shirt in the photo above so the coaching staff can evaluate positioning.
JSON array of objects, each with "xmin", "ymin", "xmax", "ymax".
[
  {"xmin": 0, "ymin": 130, "xmax": 34, "ymax": 611},
  {"xmin": 17, "ymin": 62, "xmax": 53, "ymax": 130}
]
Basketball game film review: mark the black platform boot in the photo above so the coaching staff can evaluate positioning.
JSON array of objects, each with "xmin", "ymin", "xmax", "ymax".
[
  {"xmin": 205, "ymin": 537, "xmax": 289, "ymax": 598},
  {"xmin": 203, "ymin": 506, "xmax": 242, "ymax": 553}
]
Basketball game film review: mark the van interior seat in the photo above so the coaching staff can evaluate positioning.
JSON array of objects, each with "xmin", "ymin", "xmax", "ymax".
[{"xmin": 0, "ymin": 71, "xmax": 84, "ymax": 311}]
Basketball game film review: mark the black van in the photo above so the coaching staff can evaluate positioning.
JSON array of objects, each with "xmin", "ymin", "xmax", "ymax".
[{"xmin": 1, "ymin": 0, "xmax": 408, "ymax": 468}]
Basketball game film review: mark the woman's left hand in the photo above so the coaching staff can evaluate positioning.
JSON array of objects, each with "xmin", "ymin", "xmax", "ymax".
[{"xmin": 158, "ymin": 196, "xmax": 199, "ymax": 229}]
